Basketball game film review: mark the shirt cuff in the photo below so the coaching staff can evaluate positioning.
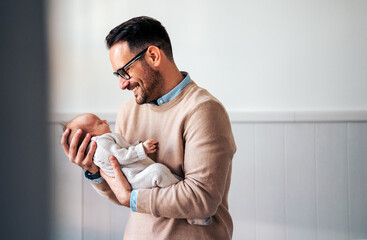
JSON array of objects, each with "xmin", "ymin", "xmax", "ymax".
[
  {"xmin": 84, "ymin": 170, "xmax": 104, "ymax": 183},
  {"xmin": 130, "ymin": 189, "xmax": 138, "ymax": 212},
  {"xmin": 136, "ymin": 143, "xmax": 146, "ymax": 160}
]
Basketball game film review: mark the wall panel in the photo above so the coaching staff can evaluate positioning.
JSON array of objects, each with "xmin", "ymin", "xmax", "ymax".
[
  {"xmin": 316, "ymin": 123, "xmax": 349, "ymax": 240},
  {"xmin": 255, "ymin": 124, "xmax": 286, "ymax": 240},
  {"xmin": 285, "ymin": 124, "xmax": 317, "ymax": 240},
  {"xmin": 230, "ymin": 124, "xmax": 256, "ymax": 240},
  {"xmin": 51, "ymin": 124, "xmax": 83, "ymax": 240},
  {"xmin": 348, "ymin": 123, "xmax": 367, "ymax": 239},
  {"xmin": 50, "ymin": 120, "xmax": 367, "ymax": 240},
  {"xmin": 82, "ymin": 181, "xmax": 111, "ymax": 240}
]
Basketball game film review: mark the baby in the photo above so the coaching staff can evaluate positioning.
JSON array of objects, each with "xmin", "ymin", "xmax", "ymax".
[{"xmin": 62, "ymin": 113, "xmax": 212, "ymax": 225}]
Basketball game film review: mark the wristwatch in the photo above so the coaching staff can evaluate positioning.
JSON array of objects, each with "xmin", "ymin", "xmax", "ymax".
[{"xmin": 84, "ymin": 170, "xmax": 101, "ymax": 180}]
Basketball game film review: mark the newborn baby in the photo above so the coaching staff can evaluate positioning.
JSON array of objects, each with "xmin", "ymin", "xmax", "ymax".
[{"xmin": 63, "ymin": 113, "xmax": 212, "ymax": 225}]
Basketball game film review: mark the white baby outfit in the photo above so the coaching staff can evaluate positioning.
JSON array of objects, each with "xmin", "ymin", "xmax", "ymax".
[
  {"xmin": 91, "ymin": 132, "xmax": 212, "ymax": 225},
  {"xmin": 91, "ymin": 133, "xmax": 179, "ymax": 189}
]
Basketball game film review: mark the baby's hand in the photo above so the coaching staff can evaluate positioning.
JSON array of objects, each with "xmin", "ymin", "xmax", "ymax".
[{"xmin": 143, "ymin": 139, "xmax": 158, "ymax": 154}]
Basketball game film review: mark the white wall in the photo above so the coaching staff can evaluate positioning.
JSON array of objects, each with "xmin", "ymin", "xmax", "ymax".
[{"xmin": 48, "ymin": 0, "xmax": 367, "ymax": 114}]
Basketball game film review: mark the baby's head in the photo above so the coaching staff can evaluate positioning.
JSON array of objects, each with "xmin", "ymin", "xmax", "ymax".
[{"xmin": 61, "ymin": 113, "xmax": 112, "ymax": 147}]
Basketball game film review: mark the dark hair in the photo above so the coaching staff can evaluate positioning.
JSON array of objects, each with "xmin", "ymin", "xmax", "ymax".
[{"xmin": 106, "ymin": 16, "xmax": 173, "ymax": 61}]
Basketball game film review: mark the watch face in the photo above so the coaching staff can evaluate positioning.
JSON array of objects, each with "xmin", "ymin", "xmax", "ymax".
[{"xmin": 86, "ymin": 170, "xmax": 101, "ymax": 179}]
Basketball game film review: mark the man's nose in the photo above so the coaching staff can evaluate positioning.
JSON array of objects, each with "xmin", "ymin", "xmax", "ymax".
[{"xmin": 119, "ymin": 78, "xmax": 130, "ymax": 90}]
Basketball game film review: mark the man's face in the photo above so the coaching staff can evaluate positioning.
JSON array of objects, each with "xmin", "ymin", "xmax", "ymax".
[{"xmin": 109, "ymin": 42, "xmax": 163, "ymax": 104}]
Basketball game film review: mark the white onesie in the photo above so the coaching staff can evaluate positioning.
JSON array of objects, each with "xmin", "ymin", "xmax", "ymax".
[
  {"xmin": 91, "ymin": 132, "xmax": 212, "ymax": 225},
  {"xmin": 91, "ymin": 133, "xmax": 179, "ymax": 189}
]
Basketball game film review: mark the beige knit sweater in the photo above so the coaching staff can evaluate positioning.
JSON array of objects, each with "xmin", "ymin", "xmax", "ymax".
[{"xmin": 91, "ymin": 81, "xmax": 236, "ymax": 240}]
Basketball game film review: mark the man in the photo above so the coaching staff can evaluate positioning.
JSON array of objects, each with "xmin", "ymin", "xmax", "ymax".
[{"xmin": 61, "ymin": 16, "xmax": 236, "ymax": 239}]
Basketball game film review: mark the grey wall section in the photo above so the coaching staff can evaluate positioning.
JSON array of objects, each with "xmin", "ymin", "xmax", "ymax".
[
  {"xmin": 51, "ymin": 121, "xmax": 367, "ymax": 240},
  {"xmin": 0, "ymin": 0, "xmax": 49, "ymax": 239}
]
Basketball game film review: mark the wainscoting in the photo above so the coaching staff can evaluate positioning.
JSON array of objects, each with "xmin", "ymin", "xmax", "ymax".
[{"xmin": 49, "ymin": 112, "xmax": 367, "ymax": 240}]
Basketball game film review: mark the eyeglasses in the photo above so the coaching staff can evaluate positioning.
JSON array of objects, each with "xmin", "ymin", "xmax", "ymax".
[{"xmin": 113, "ymin": 47, "xmax": 148, "ymax": 80}]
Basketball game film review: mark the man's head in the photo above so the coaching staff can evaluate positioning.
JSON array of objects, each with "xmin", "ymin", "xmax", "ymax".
[
  {"xmin": 106, "ymin": 16, "xmax": 177, "ymax": 105},
  {"xmin": 106, "ymin": 16, "xmax": 173, "ymax": 61},
  {"xmin": 61, "ymin": 113, "xmax": 111, "ymax": 147}
]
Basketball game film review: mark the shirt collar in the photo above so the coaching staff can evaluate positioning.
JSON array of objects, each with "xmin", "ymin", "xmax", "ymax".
[{"xmin": 150, "ymin": 71, "xmax": 191, "ymax": 106}]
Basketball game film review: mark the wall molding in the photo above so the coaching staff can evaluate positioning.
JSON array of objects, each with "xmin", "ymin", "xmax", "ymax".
[
  {"xmin": 229, "ymin": 110, "xmax": 367, "ymax": 123},
  {"xmin": 49, "ymin": 110, "xmax": 367, "ymax": 123}
]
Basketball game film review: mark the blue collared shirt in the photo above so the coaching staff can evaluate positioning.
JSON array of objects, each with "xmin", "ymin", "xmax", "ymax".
[
  {"xmin": 85, "ymin": 72, "xmax": 192, "ymax": 212},
  {"xmin": 149, "ymin": 72, "xmax": 191, "ymax": 106}
]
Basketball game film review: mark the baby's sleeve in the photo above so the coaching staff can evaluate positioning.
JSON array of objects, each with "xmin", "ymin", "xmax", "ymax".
[{"xmin": 93, "ymin": 136, "xmax": 146, "ymax": 177}]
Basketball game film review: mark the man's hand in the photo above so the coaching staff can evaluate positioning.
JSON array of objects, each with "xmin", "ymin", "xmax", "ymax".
[
  {"xmin": 100, "ymin": 156, "xmax": 132, "ymax": 207},
  {"xmin": 143, "ymin": 139, "xmax": 158, "ymax": 154},
  {"xmin": 61, "ymin": 128, "xmax": 98, "ymax": 173}
]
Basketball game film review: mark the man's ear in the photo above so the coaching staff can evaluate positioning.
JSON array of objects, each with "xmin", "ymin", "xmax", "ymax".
[{"xmin": 146, "ymin": 45, "xmax": 161, "ymax": 68}]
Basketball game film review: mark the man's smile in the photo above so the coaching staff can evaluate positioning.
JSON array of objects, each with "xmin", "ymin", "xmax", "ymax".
[{"xmin": 132, "ymin": 86, "xmax": 139, "ymax": 95}]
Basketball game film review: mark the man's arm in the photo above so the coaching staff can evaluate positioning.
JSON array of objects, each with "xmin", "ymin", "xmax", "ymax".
[{"xmin": 90, "ymin": 179, "xmax": 125, "ymax": 206}]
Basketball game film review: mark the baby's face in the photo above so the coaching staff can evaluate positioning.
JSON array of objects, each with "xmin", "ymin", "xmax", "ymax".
[{"xmin": 73, "ymin": 113, "xmax": 111, "ymax": 136}]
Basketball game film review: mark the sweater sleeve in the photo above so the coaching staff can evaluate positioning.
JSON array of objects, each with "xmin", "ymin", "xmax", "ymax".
[{"xmin": 136, "ymin": 100, "xmax": 236, "ymax": 219}]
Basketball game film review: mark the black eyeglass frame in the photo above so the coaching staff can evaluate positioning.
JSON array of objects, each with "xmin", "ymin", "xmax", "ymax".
[{"xmin": 113, "ymin": 47, "xmax": 149, "ymax": 80}]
